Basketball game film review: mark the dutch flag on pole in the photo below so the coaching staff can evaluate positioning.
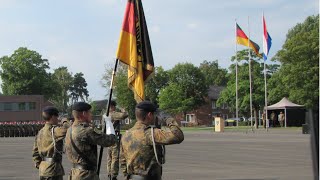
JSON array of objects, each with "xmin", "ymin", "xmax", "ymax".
[{"xmin": 263, "ymin": 15, "xmax": 272, "ymax": 61}]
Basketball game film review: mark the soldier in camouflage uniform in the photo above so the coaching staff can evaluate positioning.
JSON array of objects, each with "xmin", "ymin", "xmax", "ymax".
[
  {"xmin": 65, "ymin": 102, "xmax": 116, "ymax": 180},
  {"xmin": 120, "ymin": 101, "xmax": 184, "ymax": 180},
  {"xmin": 106, "ymin": 100, "xmax": 128, "ymax": 180},
  {"xmin": 32, "ymin": 106, "xmax": 69, "ymax": 180}
]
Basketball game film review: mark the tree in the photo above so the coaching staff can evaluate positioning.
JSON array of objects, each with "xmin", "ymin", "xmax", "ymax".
[
  {"xmin": 0, "ymin": 47, "xmax": 57, "ymax": 99},
  {"xmin": 52, "ymin": 67, "xmax": 73, "ymax": 113},
  {"xmin": 199, "ymin": 60, "xmax": 228, "ymax": 86},
  {"xmin": 269, "ymin": 15, "xmax": 319, "ymax": 110},
  {"xmin": 158, "ymin": 83, "xmax": 194, "ymax": 114},
  {"xmin": 158, "ymin": 63, "xmax": 207, "ymax": 115},
  {"xmin": 145, "ymin": 66, "xmax": 169, "ymax": 104},
  {"xmin": 102, "ymin": 63, "xmax": 136, "ymax": 119},
  {"xmin": 218, "ymin": 49, "xmax": 266, "ymax": 127},
  {"xmin": 70, "ymin": 73, "xmax": 89, "ymax": 103}
]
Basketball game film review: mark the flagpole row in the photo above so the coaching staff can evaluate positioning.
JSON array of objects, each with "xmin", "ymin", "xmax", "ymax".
[{"xmin": 97, "ymin": 59, "xmax": 119, "ymax": 175}]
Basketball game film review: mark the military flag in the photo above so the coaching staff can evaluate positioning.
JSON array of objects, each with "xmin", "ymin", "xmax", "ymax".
[
  {"xmin": 116, "ymin": 0, "xmax": 154, "ymax": 102},
  {"xmin": 236, "ymin": 23, "xmax": 261, "ymax": 57}
]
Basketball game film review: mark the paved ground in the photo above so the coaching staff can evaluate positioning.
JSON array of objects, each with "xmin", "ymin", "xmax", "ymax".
[{"xmin": 0, "ymin": 128, "xmax": 315, "ymax": 180}]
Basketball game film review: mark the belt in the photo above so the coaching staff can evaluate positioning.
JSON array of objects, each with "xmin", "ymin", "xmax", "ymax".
[
  {"xmin": 42, "ymin": 157, "xmax": 55, "ymax": 162},
  {"xmin": 73, "ymin": 163, "xmax": 95, "ymax": 171},
  {"xmin": 129, "ymin": 175, "xmax": 146, "ymax": 180}
]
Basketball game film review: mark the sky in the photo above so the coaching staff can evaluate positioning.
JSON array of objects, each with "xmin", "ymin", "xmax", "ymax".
[{"xmin": 0, "ymin": 0, "xmax": 318, "ymax": 100}]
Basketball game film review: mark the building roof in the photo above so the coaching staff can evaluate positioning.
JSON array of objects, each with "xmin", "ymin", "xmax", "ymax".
[
  {"xmin": 93, "ymin": 99, "xmax": 108, "ymax": 110},
  {"xmin": 208, "ymin": 85, "xmax": 225, "ymax": 100}
]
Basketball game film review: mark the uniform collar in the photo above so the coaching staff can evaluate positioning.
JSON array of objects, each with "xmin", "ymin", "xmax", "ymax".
[{"xmin": 134, "ymin": 121, "xmax": 149, "ymax": 128}]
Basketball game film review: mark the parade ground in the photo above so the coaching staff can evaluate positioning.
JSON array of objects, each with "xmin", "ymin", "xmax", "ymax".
[{"xmin": 0, "ymin": 128, "xmax": 314, "ymax": 180}]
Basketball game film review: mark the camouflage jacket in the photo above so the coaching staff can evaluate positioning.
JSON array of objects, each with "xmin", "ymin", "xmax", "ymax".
[
  {"xmin": 120, "ymin": 119, "xmax": 184, "ymax": 176},
  {"xmin": 32, "ymin": 123, "xmax": 68, "ymax": 177},
  {"xmin": 110, "ymin": 111, "xmax": 128, "ymax": 131},
  {"xmin": 65, "ymin": 121, "xmax": 116, "ymax": 179}
]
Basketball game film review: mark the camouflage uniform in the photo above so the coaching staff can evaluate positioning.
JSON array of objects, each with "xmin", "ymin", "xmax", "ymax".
[
  {"xmin": 65, "ymin": 121, "xmax": 116, "ymax": 180},
  {"xmin": 107, "ymin": 111, "xmax": 128, "ymax": 178},
  {"xmin": 120, "ymin": 119, "xmax": 184, "ymax": 180},
  {"xmin": 32, "ymin": 123, "xmax": 69, "ymax": 180}
]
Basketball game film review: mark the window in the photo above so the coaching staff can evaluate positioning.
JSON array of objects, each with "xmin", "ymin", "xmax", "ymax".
[
  {"xmin": 212, "ymin": 100, "xmax": 217, "ymax": 109},
  {"xmin": 28, "ymin": 102, "xmax": 36, "ymax": 110},
  {"xmin": 18, "ymin": 102, "xmax": 26, "ymax": 111},
  {"xmin": 4, "ymin": 103, "xmax": 12, "ymax": 111},
  {"xmin": 186, "ymin": 114, "xmax": 195, "ymax": 123}
]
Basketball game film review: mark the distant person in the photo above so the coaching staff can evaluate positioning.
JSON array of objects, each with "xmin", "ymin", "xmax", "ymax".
[
  {"xmin": 105, "ymin": 100, "xmax": 128, "ymax": 180},
  {"xmin": 270, "ymin": 111, "xmax": 276, "ymax": 127},
  {"xmin": 32, "ymin": 106, "xmax": 69, "ymax": 180},
  {"xmin": 262, "ymin": 111, "xmax": 266, "ymax": 128},
  {"xmin": 65, "ymin": 102, "xmax": 116, "ymax": 180},
  {"xmin": 279, "ymin": 111, "xmax": 285, "ymax": 127}
]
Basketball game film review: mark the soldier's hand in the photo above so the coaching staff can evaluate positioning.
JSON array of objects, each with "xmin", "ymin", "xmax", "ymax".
[
  {"xmin": 35, "ymin": 163, "xmax": 40, "ymax": 169},
  {"xmin": 166, "ymin": 117, "xmax": 179, "ymax": 126}
]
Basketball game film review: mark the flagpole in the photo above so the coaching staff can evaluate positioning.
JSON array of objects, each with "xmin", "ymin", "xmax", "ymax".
[
  {"xmin": 263, "ymin": 13, "xmax": 269, "ymax": 131},
  {"xmin": 248, "ymin": 16, "xmax": 253, "ymax": 131},
  {"xmin": 97, "ymin": 59, "xmax": 119, "ymax": 175},
  {"xmin": 235, "ymin": 19, "xmax": 239, "ymax": 127}
]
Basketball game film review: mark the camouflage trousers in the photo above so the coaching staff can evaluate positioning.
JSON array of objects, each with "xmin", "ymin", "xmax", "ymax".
[
  {"xmin": 107, "ymin": 142, "xmax": 120, "ymax": 176},
  {"xmin": 40, "ymin": 175, "xmax": 63, "ymax": 180}
]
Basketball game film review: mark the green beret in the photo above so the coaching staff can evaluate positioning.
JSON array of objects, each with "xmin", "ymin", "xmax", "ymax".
[
  {"xmin": 43, "ymin": 106, "xmax": 59, "ymax": 116},
  {"xmin": 73, "ymin": 102, "xmax": 91, "ymax": 112},
  {"xmin": 136, "ymin": 101, "xmax": 157, "ymax": 112}
]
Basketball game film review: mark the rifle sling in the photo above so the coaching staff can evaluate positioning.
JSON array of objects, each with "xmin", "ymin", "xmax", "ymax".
[{"xmin": 69, "ymin": 127, "xmax": 96, "ymax": 168}]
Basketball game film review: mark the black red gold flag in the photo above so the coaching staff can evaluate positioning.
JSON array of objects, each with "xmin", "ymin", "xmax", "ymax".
[{"xmin": 116, "ymin": 0, "xmax": 154, "ymax": 102}]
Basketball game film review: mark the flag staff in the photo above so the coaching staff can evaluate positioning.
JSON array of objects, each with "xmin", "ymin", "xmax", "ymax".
[
  {"xmin": 247, "ymin": 16, "xmax": 253, "ymax": 131},
  {"xmin": 235, "ymin": 19, "xmax": 239, "ymax": 127},
  {"xmin": 263, "ymin": 13, "xmax": 268, "ymax": 131},
  {"xmin": 97, "ymin": 59, "xmax": 119, "ymax": 175}
]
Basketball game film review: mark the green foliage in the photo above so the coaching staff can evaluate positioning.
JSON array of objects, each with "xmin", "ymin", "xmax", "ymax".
[
  {"xmin": 145, "ymin": 66, "xmax": 169, "ymax": 104},
  {"xmin": 158, "ymin": 63, "xmax": 207, "ymax": 114},
  {"xmin": 113, "ymin": 64, "xmax": 136, "ymax": 119},
  {"xmin": 51, "ymin": 66, "xmax": 73, "ymax": 113},
  {"xmin": 70, "ymin": 72, "xmax": 89, "ymax": 102},
  {"xmin": 158, "ymin": 83, "xmax": 194, "ymax": 114},
  {"xmin": 218, "ymin": 49, "xmax": 265, "ymax": 116},
  {"xmin": 0, "ymin": 47, "xmax": 57, "ymax": 99},
  {"xmin": 199, "ymin": 60, "xmax": 228, "ymax": 86},
  {"xmin": 269, "ymin": 15, "xmax": 319, "ymax": 109}
]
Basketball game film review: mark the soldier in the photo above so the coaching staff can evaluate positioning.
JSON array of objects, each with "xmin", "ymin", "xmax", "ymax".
[
  {"xmin": 65, "ymin": 102, "xmax": 116, "ymax": 180},
  {"xmin": 32, "ymin": 106, "xmax": 69, "ymax": 180},
  {"xmin": 106, "ymin": 100, "xmax": 128, "ymax": 180},
  {"xmin": 279, "ymin": 111, "xmax": 285, "ymax": 127},
  {"xmin": 120, "ymin": 101, "xmax": 184, "ymax": 180}
]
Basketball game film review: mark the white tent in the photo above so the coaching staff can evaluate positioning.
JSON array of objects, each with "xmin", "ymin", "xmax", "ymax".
[{"xmin": 266, "ymin": 97, "xmax": 305, "ymax": 127}]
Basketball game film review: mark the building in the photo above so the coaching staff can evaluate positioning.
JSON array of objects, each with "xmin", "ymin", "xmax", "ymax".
[
  {"xmin": 0, "ymin": 95, "xmax": 52, "ymax": 122},
  {"xmin": 183, "ymin": 85, "xmax": 234, "ymax": 126}
]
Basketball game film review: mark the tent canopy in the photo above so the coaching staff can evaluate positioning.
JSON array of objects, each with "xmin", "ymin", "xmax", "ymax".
[{"xmin": 267, "ymin": 97, "xmax": 304, "ymax": 110}]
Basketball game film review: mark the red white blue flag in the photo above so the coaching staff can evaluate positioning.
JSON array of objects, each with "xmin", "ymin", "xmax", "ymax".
[{"xmin": 263, "ymin": 15, "xmax": 272, "ymax": 61}]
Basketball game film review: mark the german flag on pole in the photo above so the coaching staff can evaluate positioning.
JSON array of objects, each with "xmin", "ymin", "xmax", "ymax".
[
  {"xmin": 236, "ymin": 23, "xmax": 261, "ymax": 57},
  {"xmin": 116, "ymin": 0, "xmax": 154, "ymax": 102}
]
